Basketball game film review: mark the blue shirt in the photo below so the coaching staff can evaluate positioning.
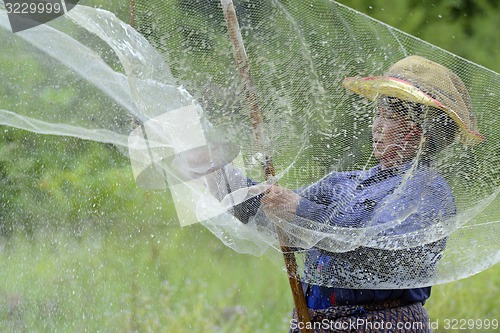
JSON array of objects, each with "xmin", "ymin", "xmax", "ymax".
[
  {"xmin": 235, "ymin": 162, "xmax": 455, "ymax": 309},
  {"xmin": 293, "ymin": 163, "xmax": 455, "ymax": 309}
]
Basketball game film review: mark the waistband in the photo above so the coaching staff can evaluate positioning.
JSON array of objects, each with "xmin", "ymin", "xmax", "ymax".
[{"xmin": 305, "ymin": 284, "xmax": 418, "ymax": 310}]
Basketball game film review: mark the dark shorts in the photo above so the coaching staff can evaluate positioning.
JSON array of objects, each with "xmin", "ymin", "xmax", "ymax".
[{"xmin": 289, "ymin": 300, "xmax": 431, "ymax": 333}]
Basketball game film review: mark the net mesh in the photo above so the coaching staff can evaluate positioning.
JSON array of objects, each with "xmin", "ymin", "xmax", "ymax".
[{"xmin": 0, "ymin": 0, "xmax": 498, "ymax": 289}]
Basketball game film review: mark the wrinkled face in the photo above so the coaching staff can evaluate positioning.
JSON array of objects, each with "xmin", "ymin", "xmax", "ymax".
[{"xmin": 372, "ymin": 104, "xmax": 421, "ymax": 169}]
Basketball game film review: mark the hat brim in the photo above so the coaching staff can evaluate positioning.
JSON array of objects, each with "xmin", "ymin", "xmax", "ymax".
[{"xmin": 342, "ymin": 76, "xmax": 485, "ymax": 145}]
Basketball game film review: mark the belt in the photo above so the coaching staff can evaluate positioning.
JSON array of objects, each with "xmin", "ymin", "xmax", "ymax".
[{"xmin": 328, "ymin": 290, "xmax": 411, "ymax": 309}]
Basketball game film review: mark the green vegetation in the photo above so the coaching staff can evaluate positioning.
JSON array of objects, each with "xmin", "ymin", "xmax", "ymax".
[
  {"xmin": 336, "ymin": 0, "xmax": 500, "ymax": 73},
  {"xmin": 0, "ymin": 0, "xmax": 498, "ymax": 332}
]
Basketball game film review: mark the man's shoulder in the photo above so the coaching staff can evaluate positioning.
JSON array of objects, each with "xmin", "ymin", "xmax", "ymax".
[{"xmin": 407, "ymin": 166, "xmax": 454, "ymax": 196}]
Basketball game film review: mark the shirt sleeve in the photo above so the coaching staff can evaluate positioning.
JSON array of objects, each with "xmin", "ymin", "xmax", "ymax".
[
  {"xmin": 295, "ymin": 171, "xmax": 456, "ymax": 233},
  {"xmin": 294, "ymin": 173, "xmax": 359, "ymax": 226},
  {"xmin": 294, "ymin": 172, "xmax": 374, "ymax": 228}
]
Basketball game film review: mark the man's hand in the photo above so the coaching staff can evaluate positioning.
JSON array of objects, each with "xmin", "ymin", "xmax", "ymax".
[{"xmin": 260, "ymin": 185, "xmax": 301, "ymax": 215}]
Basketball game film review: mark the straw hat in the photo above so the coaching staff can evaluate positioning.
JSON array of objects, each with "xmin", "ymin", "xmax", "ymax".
[{"xmin": 342, "ymin": 55, "xmax": 484, "ymax": 145}]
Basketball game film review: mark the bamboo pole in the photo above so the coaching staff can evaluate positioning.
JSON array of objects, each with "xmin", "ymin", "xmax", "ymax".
[{"xmin": 220, "ymin": 1, "xmax": 311, "ymax": 331}]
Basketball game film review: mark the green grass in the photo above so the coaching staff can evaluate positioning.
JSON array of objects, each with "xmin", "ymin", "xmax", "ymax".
[
  {"xmin": 0, "ymin": 225, "xmax": 498, "ymax": 333},
  {"xmin": 427, "ymin": 267, "xmax": 500, "ymax": 333}
]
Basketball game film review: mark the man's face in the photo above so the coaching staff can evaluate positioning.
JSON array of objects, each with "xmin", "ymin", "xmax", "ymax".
[{"xmin": 371, "ymin": 105, "xmax": 419, "ymax": 168}]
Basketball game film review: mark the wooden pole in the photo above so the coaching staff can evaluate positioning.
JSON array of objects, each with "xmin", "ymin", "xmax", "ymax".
[
  {"xmin": 129, "ymin": 0, "xmax": 136, "ymax": 28},
  {"xmin": 220, "ymin": 1, "xmax": 311, "ymax": 331}
]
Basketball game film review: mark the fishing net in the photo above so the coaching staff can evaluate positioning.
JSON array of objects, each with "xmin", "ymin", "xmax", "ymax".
[{"xmin": 0, "ymin": 0, "xmax": 498, "ymax": 289}]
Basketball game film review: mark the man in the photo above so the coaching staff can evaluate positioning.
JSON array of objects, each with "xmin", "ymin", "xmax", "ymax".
[
  {"xmin": 259, "ymin": 56, "xmax": 483, "ymax": 332},
  {"xmin": 199, "ymin": 55, "xmax": 482, "ymax": 332}
]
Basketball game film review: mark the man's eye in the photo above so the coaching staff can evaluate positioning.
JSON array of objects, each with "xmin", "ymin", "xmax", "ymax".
[{"xmin": 374, "ymin": 114, "xmax": 396, "ymax": 122}]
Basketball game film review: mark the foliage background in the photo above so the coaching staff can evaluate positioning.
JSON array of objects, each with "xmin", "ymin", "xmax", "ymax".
[{"xmin": 0, "ymin": 0, "xmax": 498, "ymax": 332}]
